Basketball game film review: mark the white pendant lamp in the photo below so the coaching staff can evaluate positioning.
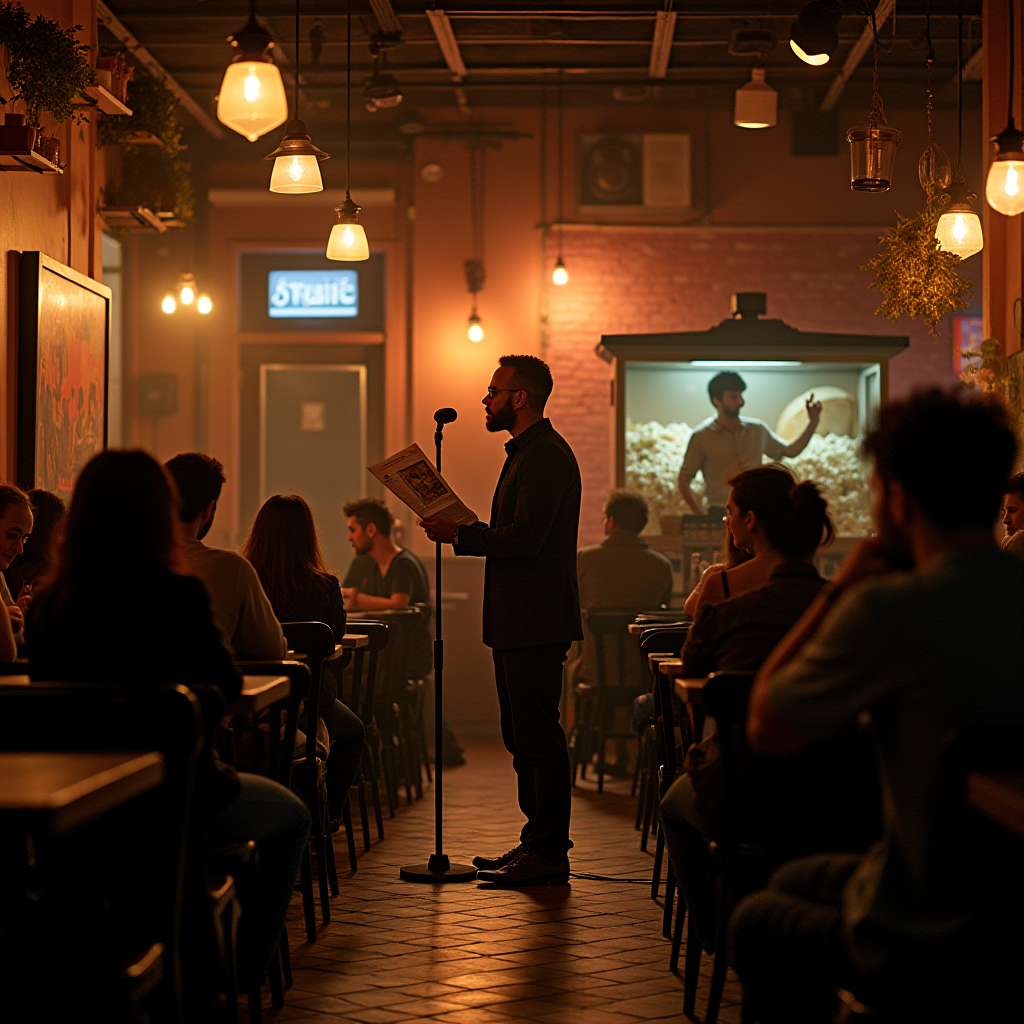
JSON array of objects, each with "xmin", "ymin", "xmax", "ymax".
[
  {"xmin": 327, "ymin": 0, "xmax": 369, "ymax": 261},
  {"xmin": 734, "ymin": 68, "xmax": 777, "ymax": 129},
  {"xmin": 985, "ymin": 0, "xmax": 1024, "ymax": 216},
  {"xmin": 265, "ymin": 0, "xmax": 329, "ymax": 193},
  {"xmin": 217, "ymin": 0, "xmax": 289, "ymax": 142}
]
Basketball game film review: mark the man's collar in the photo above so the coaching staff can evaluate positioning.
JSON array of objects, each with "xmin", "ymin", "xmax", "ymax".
[
  {"xmin": 768, "ymin": 562, "xmax": 821, "ymax": 580},
  {"xmin": 707, "ymin": 415, "xmax": 750, "ymax": 432},
  {"xmin": 504, "ymin": 417, "xmax": 552, "ymax": 454},
  {"xmin": 602, "ymin": 530, "xmax": 645, "ymax": 546}
]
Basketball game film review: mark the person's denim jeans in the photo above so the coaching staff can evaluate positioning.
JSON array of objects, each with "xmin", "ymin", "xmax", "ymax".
[{"xmin": 208, "ymin": 772, "xmax": 310, "ymax": 979}]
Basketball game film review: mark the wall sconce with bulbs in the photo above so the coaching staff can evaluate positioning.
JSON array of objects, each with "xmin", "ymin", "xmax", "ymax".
[
  {"xmin": 162, "ymin": 274, "xmax": 213, "ymax": 315},
  {"xmin": 217, "ymin": 0, "xmax": 289, "ymax": 142}
]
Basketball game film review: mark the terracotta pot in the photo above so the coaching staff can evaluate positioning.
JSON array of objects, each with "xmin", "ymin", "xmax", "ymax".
[{"xmin": 0, "ymin": 114, "xmax": 36, "ymax": 153}]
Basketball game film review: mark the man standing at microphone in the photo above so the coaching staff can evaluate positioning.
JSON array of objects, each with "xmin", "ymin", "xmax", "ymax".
[{"xmin": 420, "ymin": 355, "xmax": 582, "ymax": 886}]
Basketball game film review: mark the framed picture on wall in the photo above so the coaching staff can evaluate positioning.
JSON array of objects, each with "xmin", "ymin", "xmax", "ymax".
[{"xmin": 18, "ymin": 252, "xmax": 110, "ymax": 499}]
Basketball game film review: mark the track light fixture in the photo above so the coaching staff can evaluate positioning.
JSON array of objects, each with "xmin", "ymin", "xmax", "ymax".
[
  {"xmin": 734, "ymin": 68, "xmax": 777, "ymax": 129},
  {"xmin": 364, "ymin": 50, "xmax": 403, "ymax": 112},
  {"xmin": 790, "ymin": 0, "xmax": 840, "ymax": 66}
]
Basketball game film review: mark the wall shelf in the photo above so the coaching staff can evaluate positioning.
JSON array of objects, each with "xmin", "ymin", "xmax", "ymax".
[
  {"xmin": 82, "ymin": 85, "xmax": 132, "ymax": 116},
  {"xmin": 0, "ymin": 149, "xmax": 62, "ymax": 174},
  {"xmin": 123, "ymin": 131, "xmax": 163, "ymax": 147},
  {"xmin": 100, "ymin": 205, "xmax": 167, "ymax": 233}
]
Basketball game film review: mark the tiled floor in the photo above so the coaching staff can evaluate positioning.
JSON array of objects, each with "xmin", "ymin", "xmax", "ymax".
[{"xmin": 273, "ymin": 742, "xmax": 742, "ymax": 1023}]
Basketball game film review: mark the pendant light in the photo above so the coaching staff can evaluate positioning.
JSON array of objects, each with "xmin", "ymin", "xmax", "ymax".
[
  {"xmin": 552, "ymin": 77, "xmax": 568, "ymax": 285},
  {"xmin": 465, "ymin": 149, "xmax": 486, "ymax": 340},
  {"xmin": 986, "ymin": 0, "xmax": 1024, "ymax": 216},
  {"xmin": 217, "ymin": 0, "xmax": 289, "ymax": 142},
  {"xmin": 327, "ymin": 0, "xmax": 369, "ymax": 261},
  {"xmin": 265, "ymin": 0, "xmax": 329, "ymax": 193},
  {"xmin": 846, "ymin": 8, "xmax": 900, "ymax": 192},
  {"xmin": 467, "ymin": 311, "xmax": 484, "ymax": 343},
  {"xmin": 178, "ymin": 272, "xmax": 196, "ymax": 306},
  {"xmin": 936, "ymin": 0, "xmax": 983, "ymax": 258},
  {"xmin": 789, "ymin": 0, "xmax": 840, "ymax": 66},
  {"xmin": 734, "ymin": 68, "xmax": 777, "ymax": 129}
]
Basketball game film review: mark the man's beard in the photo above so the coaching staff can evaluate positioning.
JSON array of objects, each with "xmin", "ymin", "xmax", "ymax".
[
  {"xmin": 486, "ymin": 402, "xmax": 516, "ymax": 433},
  {"xmin": 353, "ymin": 538, "xmax": 373, "ymax": 556},
  {"xmin": 876, "ymin": 499, "xmax": 915, "ymax": 570}
]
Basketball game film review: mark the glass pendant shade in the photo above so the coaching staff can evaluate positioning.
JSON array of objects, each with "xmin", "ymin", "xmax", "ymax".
[
  {"xmin": 218, "ymin": 60, "xmax": 288, "ymax": 141},
  {"xmin": 986, "ymin": 125, "xmax": 1024, "ymax": 216},
  {"xmin": 197, "ymin": 294, "xmax": 213, "ymax": 315},
  {"xmin": 734, "ymin": 68, "xmax": 777, "ymax": 129},
  {"xmin": 846, "ymin": 119, "xmax": 901, "ymax": 192},
  {"xmin": 935, "ymin": 205, "xmax": 984, "ymax": 259},
  {"xmin": 161, "ymin": 294, "xmax": 176, "ymax": 314},
  {"xmin": 552, "ymin": 257, "xmax": 569, "ymax": 286},
  {"xmin": 789, "ymin": 1, "xmax": 840, "ymax": 65},
  {"xmin": 327, "ymin": 196, "xmax": 369, "ymax": 260},
  {"xmin": 265, "ymin": 120, "xmax": 329, "ymax": 193},
  {"xmin": 467, "ymin": 312, "xmax": 484, "ymax": 343}
]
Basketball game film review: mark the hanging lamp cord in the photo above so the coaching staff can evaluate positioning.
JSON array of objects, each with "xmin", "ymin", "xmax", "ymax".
[
  {"xmin": 557, "ymin": 75, "xmax": 565, "ymax": 257},
  {"xmin": 956, "ymin": 0, "xmax": 963, "ymax": 175},
  {"xmin": 1009, "ymin": 0, "xmax": 1016, "ymax": 127},
  {"xmin": 294, "ymin": 0, "xmax": 300, "ymax": 118},
  {"xmin": 346, "ymin": 0, "xmax": 352, "ymax": 198}
]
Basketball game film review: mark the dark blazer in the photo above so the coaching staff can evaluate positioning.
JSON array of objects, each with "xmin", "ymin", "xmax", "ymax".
[{"xmin": 455, "ymin": 418, "xmax": 583, "ymax": 649}]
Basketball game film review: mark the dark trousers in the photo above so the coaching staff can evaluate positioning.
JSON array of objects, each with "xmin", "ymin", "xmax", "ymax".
[
  {"xmin": 492, "ymin": 641, "xmax": 573, "ymax": 861},
  {"xmin": 730, "ymin": 854, "xmax": 859, "ymax": 1024},
  {"xmin": 322, "ymin": 699, "xmax": 366, "ymax": 819}
]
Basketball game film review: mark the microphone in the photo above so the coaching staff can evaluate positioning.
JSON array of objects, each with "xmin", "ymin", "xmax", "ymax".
[{"xmin": 434, "ymin": 408, "xmax": 458, "ymax": 425}]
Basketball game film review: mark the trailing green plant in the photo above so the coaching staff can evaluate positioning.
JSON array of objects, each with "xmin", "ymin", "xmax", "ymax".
[
  {"xmin": 959, "ymin": 337, "xmax": 1021, "ymax": 407},
  {"xmin": 861, "ymin": 185, "xmax": 974, "ymax": 336},
  {"xmin": 0, "ymin": 1, "xmax": 93, "ymax": 126},
  {"xmin": 100, "ymin": 62, "xmax": 193, "ymax": 225},
  {"xmin": 98, "ymin": 67, "xmax": 183, "ymax": 153}
]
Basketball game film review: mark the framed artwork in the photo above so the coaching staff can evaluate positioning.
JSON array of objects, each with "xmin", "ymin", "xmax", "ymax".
[{"xmin": 18, "ymin": 252, "xmax": 110, "ymax": 498}]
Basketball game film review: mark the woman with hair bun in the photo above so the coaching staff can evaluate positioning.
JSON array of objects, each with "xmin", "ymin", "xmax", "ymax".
[{"xmin": 660, "ymin": 466, "xmax": 868, "ymax": 956}]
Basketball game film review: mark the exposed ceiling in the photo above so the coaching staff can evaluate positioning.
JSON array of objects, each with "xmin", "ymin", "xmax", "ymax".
[{"xmin": 99, "ymin": 1, "xmax": 984, "ymax": 147}]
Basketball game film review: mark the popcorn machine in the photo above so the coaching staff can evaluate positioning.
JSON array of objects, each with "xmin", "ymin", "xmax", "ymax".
[{"xmin": 596, "ymin": 293, "xmax": 909, "ymax": 597}]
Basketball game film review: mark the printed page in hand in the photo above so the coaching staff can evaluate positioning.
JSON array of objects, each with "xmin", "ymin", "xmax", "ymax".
[{"xmin": 369, "ymin": 444, "xmax": 478, "ymax": 525}]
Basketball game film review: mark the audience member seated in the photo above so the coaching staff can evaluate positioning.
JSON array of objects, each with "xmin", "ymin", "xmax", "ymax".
[
  {"xmin": 683, "ymin": 529, "xmax": 752, "ymax": 619},
  {"xmin": 166, "ymin": 453, "xmax": 286, "ymax": 660},
  {"xmin": 660, "ymin": 467, "xmax": 860, "ymax": 952},
  {"xmin": 27, "ymin": 450, "xmax": 310, "ymax": 987},
  {"xmin": 689, "ymin": 468, "xmax": 802, "ymax": 618},
  {"xmin": 243, "ymin": 494, "xmax": 366, "ymax": 827},
  {"xmin": 736, "ymin": 389, "xmax": 1024, "ymax": 1022},
  {"xmin": 1001, "ymin": 471, "xmax": 1024, "ymax": 558},
  {"xmin": 342, "ymin": 497, "xmax": 433, "ymax": 679},
  {"xmin": 0, "ymin": 484, "xmax": 34, "ymax": 638},
  {"xmin": 568, "ymin": 489, "xmax": 672, "ymax": 773},
  {"xmin": 6, "ymin": 488, "xmax": 64, "ymax": 601}
]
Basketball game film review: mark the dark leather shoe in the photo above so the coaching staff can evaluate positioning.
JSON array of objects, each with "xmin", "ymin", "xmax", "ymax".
[
  {"xmin": 477, "ymin": 849, "xmax": 570, "ymax": 887},
  {"xmin": 472, "ymin": 844, "xmax": 522, "ymax": 870}
]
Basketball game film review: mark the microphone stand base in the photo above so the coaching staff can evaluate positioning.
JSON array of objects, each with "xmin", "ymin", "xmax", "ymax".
[{"xmin": 400, "ymin": 856, "xmax": 478, "ymax": 883}]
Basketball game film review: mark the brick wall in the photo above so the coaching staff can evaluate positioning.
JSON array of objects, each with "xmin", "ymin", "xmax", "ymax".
[{"xmin": 544, "ymin": 226, "xmax": 963, "ymax": 547}]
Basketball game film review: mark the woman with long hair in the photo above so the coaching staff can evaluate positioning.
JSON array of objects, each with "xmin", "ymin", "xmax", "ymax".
[
  {"xmin": 0, "ymin": 484, "xmax": 34, "ymax": 638},
  {"xmin": 28, "ymin": 450, "xmax": 310, "ymax": 986},
  {"xmin": 7, "ymin": 488, "xmax": 65, "ymax": 599},
  {"xmin": 243, "ymin": 494, "xmax": 365, "ymax": 827}
]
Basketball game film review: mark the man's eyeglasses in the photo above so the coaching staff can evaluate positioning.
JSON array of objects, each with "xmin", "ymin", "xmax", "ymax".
[{"xmin": 485, "ymin": 387, "xmax": 521, "ymax": 399}]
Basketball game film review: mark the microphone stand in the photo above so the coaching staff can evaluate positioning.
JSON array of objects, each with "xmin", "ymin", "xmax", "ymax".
[{"xmin": 400, "ymin": 416, "xmax": 476, "ymax": 883}]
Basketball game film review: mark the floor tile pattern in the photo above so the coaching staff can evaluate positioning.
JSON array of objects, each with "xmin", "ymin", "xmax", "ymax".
[{"xmin": 272, "ymin": 743, "xmax": 742, "ymax": 1023}]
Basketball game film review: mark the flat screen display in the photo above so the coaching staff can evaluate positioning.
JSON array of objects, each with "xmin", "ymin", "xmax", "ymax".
[{"xmin": 268, "ymin": 269, "xmax": 358, "ymax": 319}]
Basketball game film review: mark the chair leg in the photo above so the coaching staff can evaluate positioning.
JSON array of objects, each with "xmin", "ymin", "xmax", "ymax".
[
  {"xmin": 596, "ymin": 706, "xmax": 608, "ymax": 794},
  {"xmin": 651, "ymin": 824, "xmax": 665, "ymax": 901},
  {"xmin": 268, "ymin": 946, "xmax": 284, "ymax": 1009},
  {"xmin": 314, "ymin": 836, "xmax": 331, "ymax": 925},
  {"xmin": 669, "ymin": 892, "xmax": 686, "ymax": 973},
  {"xmin": 279, "ymin": 933, "xmax": 292, "ymax": 989},
  {"xmin": 634, "ymin": 757, "xmax": 647, "ymax": 831},
  {"xmin": 326, "ymin": 827, "xmax": 341, "ymax": 895},
  {"xmin": 299, "ymin": 847, "xmax": 317, "ymax": 943},
  {"xmin": 683, "ymin": 913, "xmax": 702, "ymax": 1018},
  {"xmin": 417, "ymin": 686, "xmax": 432, "ymax": 784},
  {"xmin": 662, "ymin": 860, "xmax": 676, "ymax": 939},
  {"xmin": 706, "ymin": 947, "xmax": 728, "ymax": 1024},
  {"xmin": 378, "ymin": 733, "xmax": 398, "ymax": 817},
  {"xmin": 341, "ymin": 799, "xmax": 358, "ymax": 872},
  {"xmin": 355, "ymin": 765, "xmax": 372, "ymax": 851},
  {"xmin": 630, "ymin": 739, "xmax": 642, "ymax": 798},
  {"xmin": 246, "ymin": 986, "xmax": 262, "ymax": 1024},
  {"xmin": 367, "ymin": 745, "xmax": 385, "ymax": 842}
]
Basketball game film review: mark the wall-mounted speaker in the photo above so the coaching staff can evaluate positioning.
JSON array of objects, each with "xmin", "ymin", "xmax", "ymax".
[
  {"xmin": 137, "ymin": 374, "xmax": 178, "ymax": 417},
  {"xmin": 579, "ymin": 133, "xmax": 691, "ymax": 208}
]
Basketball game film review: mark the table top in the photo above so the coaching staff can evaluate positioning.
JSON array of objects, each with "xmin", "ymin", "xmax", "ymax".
[
  {"xmin": 630, "ymin": 620, "xmax": 687, "ymax": 635},
  {"xmin": 340, "ymin": 634, "xmax": 368, "ymax": 649},
  {"xmin": 0, "ymin": 751, "xmax": 165, "ymax": 835},
  {"xmin": 967, "ymin": 772, "xmax": 1024, "ymax": 838},
  {"xmin": 229, "ymin": 674, "xmax": 290, "ymax": 714},
  {"xmin": 672, "ymin": 675, "xmax": 708, "ymax": 704},
  {"xmin": 647, "ymin": 652, "xmax": 679, "ymax": 672}
]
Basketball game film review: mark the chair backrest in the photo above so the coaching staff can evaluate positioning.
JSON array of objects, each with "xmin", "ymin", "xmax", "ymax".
[
  {"xmin": 344, "ymin": 621, "xmax": 389, "ymax": 727},
  {"xmin": 0, "ymin": 682, "xmax": 204, "ymax": 1019},
  {"xmin": 281, "ymin": 621, "xmax": 334, "ymax": 767},
  {"xmin": 586, "ymin": 610, "xmax": 641, "ymax": 691},
  {"xmin": 356, "ymin": 609, "xmax": 421, "ymax": 708}
]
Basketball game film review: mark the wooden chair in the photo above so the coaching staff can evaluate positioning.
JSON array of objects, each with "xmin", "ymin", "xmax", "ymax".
[
  {"xmin": 281, "ymin": 622, "xmax": 340, "ymax": 932},
  {"xmin": 342, "ymin": 621, "xmax": 390, "ymax": 848},
  {"xmin": 0, "ymin": 683, "xmax": 203, "ymax": 1024}
]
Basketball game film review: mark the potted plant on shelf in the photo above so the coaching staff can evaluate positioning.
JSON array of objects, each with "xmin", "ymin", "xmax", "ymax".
[
  {"xmin": 0, "ymin": 1, "xmax": 93, "ymax": 168},
  {"xmin": 100, "ymin": 63, "xmax": 194, "ymax": 229}
]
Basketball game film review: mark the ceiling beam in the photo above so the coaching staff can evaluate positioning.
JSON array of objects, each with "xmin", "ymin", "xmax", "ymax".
[
  {"xmin": 819, "ymin": 0, "xmax": 896, "ymax": 113},
  {"xmin": 367, "ymin": 0, "xmax": 403, "ymax": 38},
  {"xmin": 648, "ymin": 8, "xmax": 677, "ymax": 79},
  {"xmin": 960, "ymin": 44, "xmax": 984, "ymax": 82},
  {"xmin": 96, "ymin": 1, "xmax": 225, "ymax": 138},
  {"xmin": 426, "ymin": 9, "xmax": 468, "ymax": 80}
]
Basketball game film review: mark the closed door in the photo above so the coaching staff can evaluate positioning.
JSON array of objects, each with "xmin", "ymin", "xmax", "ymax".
[{"xmin": 260, "ymin": 364, "xmax": 365, "ymax": 576}]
